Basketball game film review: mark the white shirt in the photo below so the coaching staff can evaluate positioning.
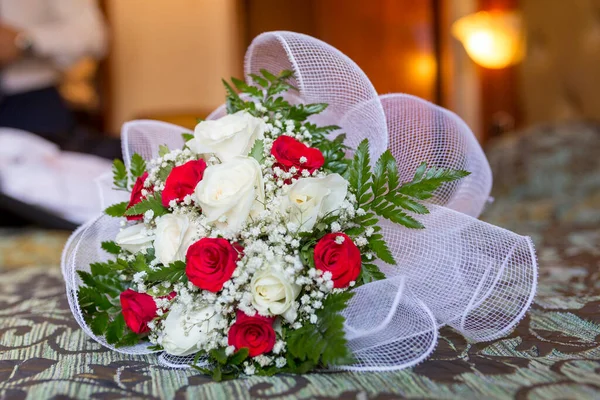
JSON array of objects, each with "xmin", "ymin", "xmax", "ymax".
[{"xmin": 0, "ymin": 0, "xmax": 107, "ymax": 95}]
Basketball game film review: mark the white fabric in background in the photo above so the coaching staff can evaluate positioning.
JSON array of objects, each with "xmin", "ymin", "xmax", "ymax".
[
  {"xmin": 0, "ymin": 128, "xmax": 110, "ymax": 224},
  {"xmin": 0, "ymin": 0, "xmax": 107, "ymax": 94}
]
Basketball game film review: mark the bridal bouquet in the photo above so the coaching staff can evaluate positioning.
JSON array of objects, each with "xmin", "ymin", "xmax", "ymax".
[
  {"xmin": 77, "ymin": 68, "xmax": 468, "ymax": 379},
  {"xmin": 63, "ymin": 31, "xmax": 537, "ymax": 381}
]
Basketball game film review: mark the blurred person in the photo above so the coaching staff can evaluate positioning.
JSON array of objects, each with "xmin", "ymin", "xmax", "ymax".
[{"xmin": 0, "ymin": 0, "xmax": 107, "ymax": 139}]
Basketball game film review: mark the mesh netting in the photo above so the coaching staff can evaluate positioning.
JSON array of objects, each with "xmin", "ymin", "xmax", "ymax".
[
  {"xmin": 62, "ymin": 31, "xmax": 537, "ymax": 372},
  {"xmin": 378, "ymin": 205, "xmax": 537, "ymax": 342},
  {"xmin": 380, "ymin": 94, "xmax": 492, "ymax": 218},
  {"xmin": 339, "ymin": 276, "xmax": 438, "ymax": 371},
  {"xmin": 62, "ymin": 214, "xmax": 160, "ymax": 355},
  {"xmin": 121, "ymin": 120, "xmax": 190, "ymax": 175},
  {"xmin": 244, "ymin": 31, "xmax": 388, "ymax": 163}
]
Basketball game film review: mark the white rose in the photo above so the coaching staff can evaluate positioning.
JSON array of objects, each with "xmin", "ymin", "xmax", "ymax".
[
  {"xmin": 251, "ymin": 264, "xmax": 301, "ymax": 323},
  {"xmin": 115, "ymin": 223, "xmax": 155, "ymax": 254},
  {"xmin": 188, "ymin": 111, "xmax": 265, "ymax": 161},
  {"xmin": 154, "ymin": 214, "xmax": 197, "ymax": 266},
  {"xmin": 194, "ymin": 156, "xmax": 264, "ymax": 234},
  {"xmin": 280, "ymin": 174, "xmax": 348, "ymax": 232},
  {"xmin": 161, "ymin": 303, "xmax": 222, "ymax": 356}
]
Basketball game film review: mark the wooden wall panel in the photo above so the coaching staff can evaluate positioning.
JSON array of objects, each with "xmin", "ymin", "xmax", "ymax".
[{"xmin": 242, "ymin": 0, "xmax": 438, "ymax": 102}]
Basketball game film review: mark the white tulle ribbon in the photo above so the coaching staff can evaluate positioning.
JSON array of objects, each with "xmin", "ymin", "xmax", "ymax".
[{"xmin": 61, "ymin": 31, "xmax": 537, "ymax": 372}]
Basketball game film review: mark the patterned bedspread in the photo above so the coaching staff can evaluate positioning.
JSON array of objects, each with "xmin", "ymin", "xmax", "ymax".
[{"xmin": 0, "ymin": 122, "xmax": 599, "ymax": 399}]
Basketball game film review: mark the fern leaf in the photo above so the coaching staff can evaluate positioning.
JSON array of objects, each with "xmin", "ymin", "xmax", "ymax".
[
  {"xmin": 348, "ymin": 140, "xmax": 372, "ymax": 207},
  {"xmin": 130, "ymin": 153, "xmax": 147, "ymax": 179},
  {"xmin": 399, "ymin": 163, "xmax": 470, "ymax": 200},
  {"xmin": 112, "ymin": 159, "xmax": 128, "ymax": 190},
  {"xmin": 367, "ymin": 233, "xmax": 396, "ymax": 265},
  {"xmin": 123, "ymin": 193, "xmax": 167, "ymax": 217},
  {"xmin": 104, "ymin": 201, "xmax": 128, "ymax": 218}
]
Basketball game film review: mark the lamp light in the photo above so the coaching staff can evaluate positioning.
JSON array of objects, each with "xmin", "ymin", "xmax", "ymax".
[{"xmin": 452, "ymin": 11, "xmax": 525, "ymax": 69}]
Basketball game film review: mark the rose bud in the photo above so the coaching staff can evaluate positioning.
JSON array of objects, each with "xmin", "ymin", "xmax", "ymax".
[
  {"xmin": 186, "ymin": 238, "xmax": 241, "ymax": 292},
  {"xmin": 126, "ymin": 172, "xmax": 149, "ymax": 221},
  {"xmin": 314, "ymin": 233, "xmax": 361, "ymax": 288},
  {"xmin": 227, "ymin": 310, "xmax": 276, "ymax": 357},
  {"xmin": 162, "ymin": 159, "xmax": 207, "ymax": 207}
]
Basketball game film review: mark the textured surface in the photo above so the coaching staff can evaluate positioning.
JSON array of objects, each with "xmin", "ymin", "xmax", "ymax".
[{"xmin": 0, "ymin": 122, "xmax": 599, "ymax": 398}]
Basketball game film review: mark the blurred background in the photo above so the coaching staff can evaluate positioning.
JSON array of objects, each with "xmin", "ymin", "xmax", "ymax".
[{"xmin": 0, "ymin": 0, "xmax": 599, "ymax": 269}]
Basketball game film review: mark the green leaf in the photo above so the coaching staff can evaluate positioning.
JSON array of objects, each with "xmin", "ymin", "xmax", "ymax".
[
  {"xmin": 249, "ymin": 73, "xmax": 268, "ymax": 88},
  {"xmin": 348, "ymin": 139, "xmax": 372, "ymax": 207},
  {"xmin": 260, "ymin": 69, "xmax": 277, "ymax": 82},
  {"xmin": 124, "ymin": 193, "xmax": 167, "ymax": 217},
  {"xmin": 398, "ymin": 163, "xmax": 470, "ymax": 200},
  {"xmin": 386, "ymin": 153, "xmax": 400, "ymax": 192},
  {"xmin": 344, "ymin": 226, "xmax": 365, "ymax": 236},
  {"xmin": 212, "ymin": 365, "xmax": 223, "ymax": 382},
  {"xmin": 101, "ymin": 241, "xmax": 121, "ymax": 255},
  {"xmin": 371, "ymin": 150, "xmax": 395, "ymax": 206},
  {"xmin": 367, "ymin": 233, "xmax": 396, "ymax": 265},
  {"xmin": 158, "ymin": 145, "xmax": 170, "ymax": 157},
  {"xmin": 77, "ymin": 271, "xmax": 123, "ymax": 298},
  {"xmin": 105, "ymin": 201, "xmax": 128, "ymax": 218},
  {"xmin": 105, "ymin": 313, "xmax": 126, "ymax": 345},
  {"xmin": 388, "ymin": 195, "xmax": 429, "ymax": 214},
  {"xmin": 112, "ymin": 159, "xmax": 128, "ymax": 190},
  {"xmin": 287, "ymin": 103, "xmax": 328, "ymax": 121},
  {"xmin": 229, "ymin": 348, "xmax": 249, "ymax": 365},
  {"xmin": 286, "ymin": 291, "xmax": 355, "ymax": 368},
  {"xmin": 359, "ymin": 263, "xmax": 386, "ymax": 284},
  {"xmin": 371, "ymin": 200, "xmax": 424, "ymax": 229},
  {"xmin": 130, "ymin": 153, "xmax": 147, "ymax": 179},
  {"xmin": 116, "ymin": 331, "xmax": 141, "ymax": 348},
  {"xmin": 78, "ymin": 286, "xmax": 113, "ymax": 311},
  {"xmin": 90, "ymin": 261, "xmax": 111, "ymax": 276},
  {"xmin": 77, "ymin": 270, "xmax": 96, "ymax": 288},
  {"xmin": 210, "ymin": 348, "xmax": 228, "ymax": 365},
  {"xmin": 146, "ymin": 260, "xmax": 187, "ymax": 283},
  {"xmin": 249, "ymin": 139, "xmax": 265, "ymax": 164},
  {"xmin": 157, "ymin": 164, "xmax": 174, "ymax": 182},
  {"xmin": 90, "ymin": 312, "xmax": 109, "ymax": 335},
  {"xmin": 222, "ymin": 78, "xmax": 239, "ymax": 99},
  {"xmin": 278, "ymin": 69, "xmax": 294, "ymax": 79},
  {"xmin": 182, "ymin": 132, "xmax": 194, "ymax": 142},
  {"xmin": 131, "ymin": 253, "xmax": 149, "ymax": 273},
  {"xmin": 314, "ymin": 133, "xmax": 351, "ymax": 175},
  {"xmin": 231, "ymin": 77, "xmax": 263, "ymax": 98}
]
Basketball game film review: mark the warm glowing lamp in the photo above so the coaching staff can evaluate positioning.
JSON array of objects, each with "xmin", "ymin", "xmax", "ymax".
[{"xmin": 452, "ymin": 11, "xmax": 525, "ymax": 69}]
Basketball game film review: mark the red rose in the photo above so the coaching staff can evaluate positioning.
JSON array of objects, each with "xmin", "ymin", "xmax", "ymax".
[
  {"xmin": 186, "ymin": 238, "xmax": 241, "ymax": 292},
  {"xmin": 314, "ymin": 233, "xmax": 361, "ymax": 288},
  {"xmin": 126, "ymin": 172, "xmax": 149, "ymax": 221},
  {"xmin": 227, "ymin": 310, "xmax": 276, "ymax": 357},
  {"xmin": 120, "ymin": 289, "xmax": 157, "ymax": 334},
  {"xmin": 120, "ymin": 290, "xmax": 176, "ymax": 334},
  {"xmin": 162, "ymin": 159, "xmax": 207, "ymax": 207},
  {"xmin": 271, "ymin": 135, "xmax": 324, "ymax": 176}
]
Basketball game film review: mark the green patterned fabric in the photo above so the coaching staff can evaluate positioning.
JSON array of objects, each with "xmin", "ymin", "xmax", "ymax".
[{"xmin": 0, "ymin": 122, "xmax": 599, "ymax": 399}]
